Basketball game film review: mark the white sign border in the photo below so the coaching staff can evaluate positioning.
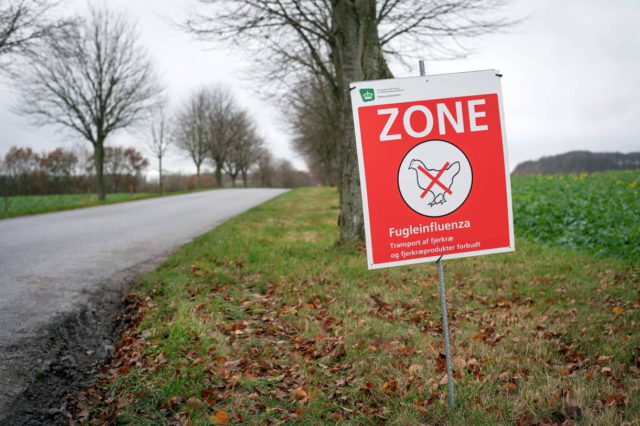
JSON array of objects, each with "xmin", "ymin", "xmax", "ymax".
[{"xmin": 350, "ymin": 70, "xmax": 515, "ymax": 270}]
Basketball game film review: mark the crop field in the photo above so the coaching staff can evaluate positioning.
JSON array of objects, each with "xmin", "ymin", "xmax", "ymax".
[{"xmin": 512, "ymin": 171, "xmax": 639, "ymax": 262}]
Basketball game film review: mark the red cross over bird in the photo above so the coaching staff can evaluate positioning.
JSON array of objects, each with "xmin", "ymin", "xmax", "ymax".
[{"xmin": 408, "ymin": 159, "xmax": 461, "ymax": 207}]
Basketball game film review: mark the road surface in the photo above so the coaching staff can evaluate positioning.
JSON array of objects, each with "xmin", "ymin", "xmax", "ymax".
[{"xmin": 0, "ymin": 188, "xmax": 286, "ymax": 420}]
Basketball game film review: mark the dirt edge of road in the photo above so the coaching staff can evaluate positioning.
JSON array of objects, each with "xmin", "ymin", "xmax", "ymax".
[{"xmin": 0, "ymin": 255, "xmax": 167, "ymax": 426}]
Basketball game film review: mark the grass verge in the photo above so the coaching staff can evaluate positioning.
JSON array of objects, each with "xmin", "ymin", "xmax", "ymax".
[
  {"xmin": 70, "ymin": 187, "xmax": 639, "ymax": 425},
  {"xmin": 0, "ymin": 188, "xmax": 219, "ymax": 219}
]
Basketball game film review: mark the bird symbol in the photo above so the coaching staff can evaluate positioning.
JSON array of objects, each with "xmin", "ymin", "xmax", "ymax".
[{"xmin": 408, "ymin": 159, "xmax": 461, "ymax": 207}]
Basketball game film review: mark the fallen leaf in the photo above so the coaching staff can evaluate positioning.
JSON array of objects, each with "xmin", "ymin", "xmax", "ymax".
[
  {"xmin": 603, "ymin": 394, "xmax": 627, "ymax": 407},
  {"xmin": 382, "ymin": 380, "xmax": 398, "ymax": 393},
  {"xmin": 612, "ymin": 306, "xmax": 624, "ymax": 315},
  {"xmin": 408, "ymin": 364, "xmax": 423, "ymax": 375},
  {"xmin": 167, "ymin": 396, "xmax": 182, "ymax": 408},
  {"xmin": 210, "ymin": 410, "xmax": 230, "ymax": 424},
  {"xmin": 500, "ymin": 382, "xmax": 518, "ymax": 394},
  {"xmin": 292, "ymin": 386, "xmax": 308, "ymax": 401},
  {"xmin": 186, "ymin": 397, "xmax": 204, "ymax": 410},
  {"xmin": 472, "ymin": 332, "xmax": 486, "ymax": 341}
]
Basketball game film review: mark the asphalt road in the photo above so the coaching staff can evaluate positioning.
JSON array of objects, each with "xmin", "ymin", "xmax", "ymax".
[{"xmin": 0, "ymin": 188, "xmax": 286, "ymax": 416}]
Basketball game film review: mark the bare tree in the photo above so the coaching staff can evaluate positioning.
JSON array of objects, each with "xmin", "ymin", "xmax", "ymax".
[
  {"xmin": 17, "ymin": 7, "xmax": 159, "ymax": 200},
  {"xmin": 205, "ymin": 86, "xmax": 238, "ymax": 187},
  {"xmin": 175, "ymin": 86, "xmax": 250, "ymax": 187},
  {"xmin": 289, "ymin": 73, "xmax": 340, "ymax": 186},
  {"xmin": 175, "ymin": 89, "xmax": 209, "ymax": 187},
  {"xmin": 237, "ymin": 133, "xmax": 264, "ymax": 188},
  {"xmin": 186, "ymin": 0, "xmax": 514, "ymax": 243},
  {"xmin": 223, "ymin": 110, "xmax": 263, "ymax": 187},
  {"xmin": 0, "ymin": 0, "xmax": 71, "ymax": 73},
  {"xmin": 147, "ymin": 104, "xmax": 172, "ymax": 193},
  {"xmin": 256, "ymin": 148, "xmax": 275, "ymax": 188}
]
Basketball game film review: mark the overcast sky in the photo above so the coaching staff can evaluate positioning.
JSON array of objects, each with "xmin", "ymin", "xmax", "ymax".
[{"xmin": 0, "ymin": 0, "xmax": 638, "ymax": 177}]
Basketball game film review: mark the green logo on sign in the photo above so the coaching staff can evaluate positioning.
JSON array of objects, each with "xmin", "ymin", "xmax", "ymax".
[{"xmin": 360, "ymin": 88, "xmax": 375, "ymax": 102}]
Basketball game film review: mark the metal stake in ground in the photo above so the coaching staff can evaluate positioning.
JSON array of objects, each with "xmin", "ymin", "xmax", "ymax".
[
  {"xmin": 421, "ymin": 57, "xmax": 455, "ymax": 409},
  {"xmin": 437, "ymin": 256, "xmax": 455, "ymax": 408}
]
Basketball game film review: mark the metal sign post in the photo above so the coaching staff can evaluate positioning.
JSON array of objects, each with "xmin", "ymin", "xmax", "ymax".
[
  {"xmin": 437, "ymin": 256, "xmax": 455, "ymax": 408},
  {"xmin": 419, "ymin": 59, "xmax": 455, "ymax": 409}
]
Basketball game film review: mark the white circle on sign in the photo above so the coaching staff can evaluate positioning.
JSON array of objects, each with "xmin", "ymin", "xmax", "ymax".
[{"xmin": 397, "ymin": 140, "xmax": 473, "ymax": 217}]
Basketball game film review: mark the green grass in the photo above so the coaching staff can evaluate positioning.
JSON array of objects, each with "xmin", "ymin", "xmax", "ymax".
[
  {"xmin": 70, "ymin": 187, "xmax": 639, "ymax": 425},
  {"xmin": 512, "ymin": 171, "xmax": 640, "ymax": 261},
  {"xmin": 0, "ymin": 188, "xmax": 219, "ymax": 219}
]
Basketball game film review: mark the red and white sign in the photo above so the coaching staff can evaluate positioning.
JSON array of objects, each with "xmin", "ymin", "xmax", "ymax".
[{"xmin": 351, "ymin": 70, "xmax": 514, "ymax": 269}]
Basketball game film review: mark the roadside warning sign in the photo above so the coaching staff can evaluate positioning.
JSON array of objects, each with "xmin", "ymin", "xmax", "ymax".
[{"xmin": 350, "ymin": 70, "xmax": 514, "ymax": 269}]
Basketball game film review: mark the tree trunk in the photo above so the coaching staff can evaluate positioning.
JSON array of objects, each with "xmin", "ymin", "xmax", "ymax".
[
  {"xmin": 241, "ymin": 170, "xmax": 248, "ymax": 187},
  {"xmin": 94, "ymin": 142, "xmax": 106, "ymax": 201},
  {"xmin": 229, "ymin": 171, "xmax": 238, "ymax": 187},
  {"xmin": 215, "ymin": 160, "xmax": 224, "ymax": 187},
  {"xmin": 332, "ymin": 0, "xmax": 392, "ymax": 244},
  {"xmin": 158, "ymin": 155, "xmax": 164, "ymax": 194},
  {"xmin": 196, "ymin": 164, "xmax": 201, "ymax": 188}
]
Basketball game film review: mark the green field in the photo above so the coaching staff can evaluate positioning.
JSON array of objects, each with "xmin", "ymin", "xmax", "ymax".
[
  {"xmin": 68, "ymin": 187, "xmax": 639, "ymax": 425},
  {"xmin": 0, "ymin": 189, "xmax": 217, "ymax": 219},
  {"xmin": 512, "ymin": 171, "xmax": 639, "ymax": 261}
]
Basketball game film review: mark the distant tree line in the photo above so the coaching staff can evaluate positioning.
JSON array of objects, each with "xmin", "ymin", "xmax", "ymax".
[
  {"xmin": 0, "ymin": 145, "xmax": 148, "ymax": 196},
  {"xmin": 513, "ymin": 151, "xmax": 640, "ymax": 175},
  {"xmin": 0, "ymin": 143, "xmax": 312, "ymax": 197}
]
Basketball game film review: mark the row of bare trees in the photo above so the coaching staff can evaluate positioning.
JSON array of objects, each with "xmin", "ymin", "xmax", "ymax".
[
  {"xmin": 0, "ymin": 145, "xmax": 149, "ymax": 195},
  {"xmin": 2, "ymin": 0, "xmax": 514, "ymax": 242},
  {"xmin": 185, "ymin": 0, "xmax": 515, "ymax": 243},
  {"xmin": 1, "ymin": 1, "xmax": 295, "ymax": 200},
  {"xmin": 173, "ymin": 87, "xmax": 265, "ymax": 189}
]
